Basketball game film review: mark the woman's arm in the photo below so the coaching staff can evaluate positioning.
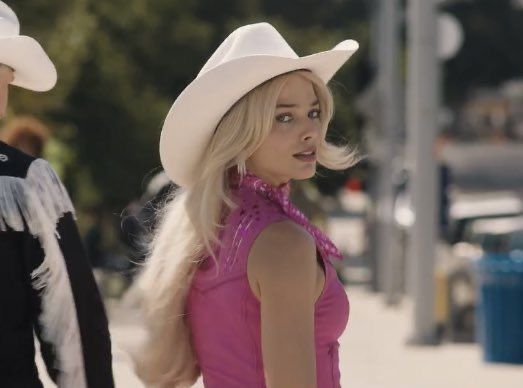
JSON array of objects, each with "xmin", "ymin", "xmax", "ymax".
[{"xmin": 248, "ymin": 220, "xmax": 318, "ymax": 388}]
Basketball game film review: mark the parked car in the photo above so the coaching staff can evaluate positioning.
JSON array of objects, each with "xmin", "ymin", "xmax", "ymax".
[
  {"xmin": 394, "ymin": 186, "xmax": 523, "ymax": 342},
  {"xmin": 437, "ymin": 193, "xmax": 523, "ymax": 342}
]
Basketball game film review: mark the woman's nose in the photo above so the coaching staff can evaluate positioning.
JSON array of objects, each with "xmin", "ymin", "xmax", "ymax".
[{"xmin": 301, "ymin": 121, "xmax": 320, "ymax": 141}]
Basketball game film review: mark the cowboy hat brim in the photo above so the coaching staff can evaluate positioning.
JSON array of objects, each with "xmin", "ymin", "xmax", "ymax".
[
  {"xmin": 160, "ymin": 39, "xmax": 359, "ymax": 187},
  {"xmin": 0, "ymin": 35, "xmax": 57, "ymax": 91}
]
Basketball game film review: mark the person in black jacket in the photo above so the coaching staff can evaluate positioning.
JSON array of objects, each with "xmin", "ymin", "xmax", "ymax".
[{"xmin": 0, "ymin": 2, "xmax": 114, "ymax": 387}]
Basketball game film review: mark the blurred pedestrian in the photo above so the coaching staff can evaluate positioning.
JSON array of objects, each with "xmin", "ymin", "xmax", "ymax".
[
  {"xmin": 84, "ymin": 204, "xmax": 108, "ymax": 269},
  {"xmin": 0, "ymin": 2, "xmax": 113, "ymax": 387},
  {"xmin": 135, "ymin": 23, "xmax": 359, "ymax": 387},
  {"xmin": 120, "ymin": 169, "xmax": 175, "ymax": 266},
  {"xmin": 434, "ymin": 128, "xmax": 454, "ymax": 241},
  {"xmin": 1, "ymin": 115, "xmax": 50, "ymax": 157}
]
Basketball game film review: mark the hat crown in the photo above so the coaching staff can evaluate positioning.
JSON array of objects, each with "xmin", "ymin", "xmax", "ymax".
[
  {"xmin": 0, "ymin": 2, "xmax": 19, "ymax": 37},
  {"xmin": 198, "ymin": 23, "xmax": 298, "ymax": 77}
]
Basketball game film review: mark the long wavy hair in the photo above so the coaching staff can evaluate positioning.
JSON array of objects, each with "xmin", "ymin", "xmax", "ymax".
[{"xmin": 134, "ymin": 70, "xmax": 359, "ymax": 387}]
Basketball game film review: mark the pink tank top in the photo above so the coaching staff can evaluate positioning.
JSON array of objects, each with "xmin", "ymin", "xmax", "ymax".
[{"xmin": 187, "ymin": 173, "xmax": 350, "ymax": 387}]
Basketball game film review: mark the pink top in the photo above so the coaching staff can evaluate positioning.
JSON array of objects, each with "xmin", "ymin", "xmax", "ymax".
[{"xmin": 187, "ymin": 173, "xmax": 350, "ymax": 387}]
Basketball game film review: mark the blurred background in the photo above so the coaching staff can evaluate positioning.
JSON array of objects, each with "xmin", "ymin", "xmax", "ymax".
[{"xmin": 3, "ymin": 0, "xmax": 523, "ymax": 387}]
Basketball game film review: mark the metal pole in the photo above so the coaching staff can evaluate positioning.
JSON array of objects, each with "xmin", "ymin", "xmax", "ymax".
[
  {"xmin": 375, "ymin": 0, "xmax": 403, "ymax": 304},
  {"xmin": 406, "ymin": 0, "xmax": 439, "ymax": 344}
]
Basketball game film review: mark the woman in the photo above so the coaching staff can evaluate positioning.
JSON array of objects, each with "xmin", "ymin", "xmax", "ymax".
[
  {"xmin": 0, "ymin": 2, "xmax": 113, "ymax": 387},
  {"xmin": 136, "ymin": 22, "xmax": 359, "ymax": 387}
]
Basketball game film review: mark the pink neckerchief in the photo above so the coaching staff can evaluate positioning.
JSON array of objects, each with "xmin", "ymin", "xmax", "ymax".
[{"xmin": 239, "ymin": 171, "xmax": 343, "ymax": 261}]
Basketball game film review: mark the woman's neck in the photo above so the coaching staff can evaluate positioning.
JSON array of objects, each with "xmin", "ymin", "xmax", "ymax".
[{"xmin": 244, "ymin": 168, "xmax": 288, "ymax": 187}]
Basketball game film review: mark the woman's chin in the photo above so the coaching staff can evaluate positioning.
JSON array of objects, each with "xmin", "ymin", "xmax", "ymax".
[{"xmin": 291, "ymin": 165, "xmax": 316, "ymax": 180}]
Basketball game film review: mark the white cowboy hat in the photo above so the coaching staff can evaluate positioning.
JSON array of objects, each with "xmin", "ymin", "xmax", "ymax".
[
  {"xmin": 0, "ymin": 1, "xmax": 57, "ymax": 91},
  {"xmin": 160, "ymin": 22, "xmax": 359, "ymax": 187}
]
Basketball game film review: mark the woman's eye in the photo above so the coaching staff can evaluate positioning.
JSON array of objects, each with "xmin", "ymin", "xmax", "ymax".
[
  {"xmin": 309, "ymin": 109, "xmax": 321, "ymax": 119},
  {"xmin": 276, "ymin": 113, "xmax": 293, "ymax": 123}
]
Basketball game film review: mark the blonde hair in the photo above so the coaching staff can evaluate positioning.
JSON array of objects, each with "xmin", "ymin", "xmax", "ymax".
[{"xmin": 134, "ymin": 70, "xmax": 359, "ymax": 387}]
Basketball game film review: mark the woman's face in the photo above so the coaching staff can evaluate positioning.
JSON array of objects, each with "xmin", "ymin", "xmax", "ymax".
[
  {"xmin": 0, "ymin": 65, "xmax": 14, "ymax": 118},
  {"xmin": 246, "ymin": 73, "xmax": 322, "ymax": 186}
]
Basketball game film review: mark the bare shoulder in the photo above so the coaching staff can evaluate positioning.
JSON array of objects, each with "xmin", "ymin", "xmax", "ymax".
[{"xmin": 248, "ymin": 220, "xmax": 317, "ymax": 294}]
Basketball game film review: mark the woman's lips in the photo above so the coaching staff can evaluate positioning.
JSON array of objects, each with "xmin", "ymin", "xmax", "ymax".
[{"xmin": 293, "ymin": 150, "xmax": 316, "ymax": 162}]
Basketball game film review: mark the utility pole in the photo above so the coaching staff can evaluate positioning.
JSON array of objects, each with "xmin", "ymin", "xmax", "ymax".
[
  {"xmin": 406, "ymin": 0, "xmax": 439, "ymax": 344},
  {"xmin": 375, "ymin": 0, "xmax": 403, "ymax": 304}
]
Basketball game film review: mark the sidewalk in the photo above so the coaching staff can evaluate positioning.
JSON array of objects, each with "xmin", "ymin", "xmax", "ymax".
[
  {"xmin": 340, "ymin": 286, "xmax": 523, "ymax": 388},
  {"xmin": 38, "ymin": 285, "xmax": 523, "ymax": 387}
]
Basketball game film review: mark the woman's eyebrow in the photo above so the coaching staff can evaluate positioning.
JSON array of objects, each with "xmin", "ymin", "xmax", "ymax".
[{"xmin": 276, "ymin": 99, "xmax": 319, "ymax": 108}]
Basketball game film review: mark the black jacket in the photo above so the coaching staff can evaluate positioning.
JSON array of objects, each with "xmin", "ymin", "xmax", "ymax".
[{"xmin": 0, "ymin": 141, "xmax": 114, "ymax": 388}]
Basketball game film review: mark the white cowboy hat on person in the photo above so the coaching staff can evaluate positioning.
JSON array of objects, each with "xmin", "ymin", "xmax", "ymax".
[
  {"xmin": 160, "ymin": 22, "xmax": 359, "ymax": 188},
  {"xmin": 0, "ymin": 1, "xmax": 57, "ymax": 91}
]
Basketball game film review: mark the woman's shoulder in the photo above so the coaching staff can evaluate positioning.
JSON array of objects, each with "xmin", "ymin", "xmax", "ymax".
[
  {"xmin": 247, "ymin": 220, "xmax": 317, "ymax": 285},
  {"xmin": 216, "ymin": 189, "xmax": 313, "ymax": 274},
  {"xmin": 254, "ymin": 220, "xmax": 315, "ymax": 248}
]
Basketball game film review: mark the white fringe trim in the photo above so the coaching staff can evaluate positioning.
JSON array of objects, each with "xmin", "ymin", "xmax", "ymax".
[{"xmin": 0, "ymin": 159, "xmax": 87, "ymax": 388}]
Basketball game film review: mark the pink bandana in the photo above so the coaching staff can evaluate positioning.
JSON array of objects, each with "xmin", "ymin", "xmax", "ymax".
[{"xmin": 239, "ymin": 172, "xmax": 343, "ymax": 261}]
